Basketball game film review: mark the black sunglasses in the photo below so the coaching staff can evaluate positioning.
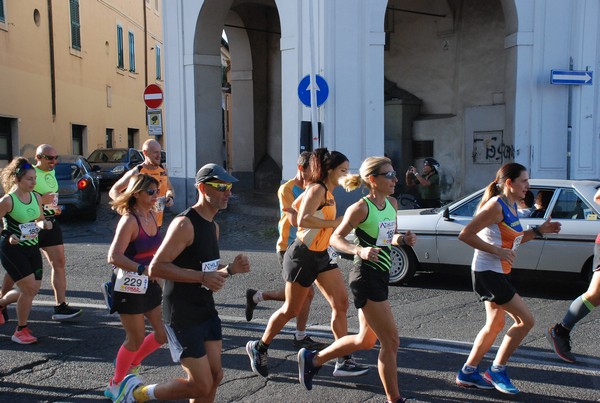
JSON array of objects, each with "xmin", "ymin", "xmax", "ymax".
[
  {"xmin": 143, "ymin": 189, "xmax": 158, "ymax": 196},
  {"xmin": 373, "ymin": 171, "xmax": 397, "ymax": 179},
  {"xmin": 38, "ymin": 154, "xmax": 58, "ymax": 161}
]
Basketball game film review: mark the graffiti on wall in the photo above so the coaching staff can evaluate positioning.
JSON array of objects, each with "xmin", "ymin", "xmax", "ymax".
[{"xmin": 472, "ymin": 130, "xmax": 513, "ymax": 164}]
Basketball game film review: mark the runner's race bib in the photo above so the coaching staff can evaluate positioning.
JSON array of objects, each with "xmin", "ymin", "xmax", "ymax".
[
  {"xmin": 19, "ymin": 222, "xmax": 39, "ymax": 241},
  {"xmin": 44, "ymin": 193, "xmax": 59, "ymax": 211},
  {"xmin": 114, "ymin": 268, "xmax": 148, "ymax": 294},
  {"xmin": 376, "ymin": 220, "xmax": 396, "ymax": 246},
  {"xmin": 327, "ymin": 246, "xmax": 339, "ymax": 264},
  {"xmin": 201, "ymin": 258, "xmax": 220, "ymax": 290},
  {"xmin": 512, "ymin": 234, "xmax": 524, "ymax": 251}
]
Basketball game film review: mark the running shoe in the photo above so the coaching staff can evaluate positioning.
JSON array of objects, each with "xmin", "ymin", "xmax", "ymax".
[
  {"xmin": 332, "ymin": 356, "xmax": 369, "ymax": 377},
  {"xmin": 293, "ymin": 335, "xmax": 328, "ymax": 351},
  {"xmin": 0, "ymin": 306, "xmax": 7, "ymax": 325},
  {"xmin": 101, "ymin": 281, "xmax": 113, "ymax": 311},
  {"xmin": 245, "ymin": 289, "xmax": 258, "ymax": 321},
  {"xmin": 546, "ymin": 324, "xmax": 576, "ymax": 363},
  {"xmin": 246, "ymin": 340, "xmax": 268, "ymax": 377},
  {"xmin": 51, "ymin": 302, "xmax": 83, "ymax": 321},
  {"xmin": 298, "ymin": 348, "xmax": 321, "ymax": 390},
  {"xmin": 103, "ymin": 379, "xmax": 121, "ymax": 400},
  {"xmin": 104, "ymin": 374, "xmax": 143, "ymax": 403},
  {"xmin": 12, "ymin": 327, "xmax": 38, "ymax": 344},
  {"xmin": 483, "ymin": 367, "xmax": 520, "ymax": 395},
  {"xmin": 456, "ymin": 368, "xmax": 494, "ymax": 389}
]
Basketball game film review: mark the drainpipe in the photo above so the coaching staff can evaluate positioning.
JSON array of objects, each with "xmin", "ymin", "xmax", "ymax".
[
  {"xmin": 143, "ymin": 0, "xmax": 148, "ymax": 87},
  {"xmin": 47, "ymin": 0, "xmax": 56, "ymax": 119}
]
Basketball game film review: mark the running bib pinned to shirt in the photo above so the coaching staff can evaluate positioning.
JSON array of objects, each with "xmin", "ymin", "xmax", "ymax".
[
  {"xmin": 114, "ymin": 268, "xmax": 148, "ymax": 294},
  {"xmin": 19, "ymin": 222, "xmax": 39, "ymax": 241},
  {"xmin": 375, "ymin": 220, "xmax": 396, "ymax": 247},
  {"xmin": 327, "ymin": 246, "xmax": 339, "ymax": 264},
  {"xmin": 201, "ymin": 258, "xmax": 220, "ymax": 290}
]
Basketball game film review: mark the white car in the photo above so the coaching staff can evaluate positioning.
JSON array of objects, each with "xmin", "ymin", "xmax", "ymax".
[{"xmin": 390, "ymin": 179, "xmax": 600, "ymax": 285}]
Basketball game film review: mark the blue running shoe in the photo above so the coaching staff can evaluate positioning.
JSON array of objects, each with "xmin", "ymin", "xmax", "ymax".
[
  {"xmin": 456, "ymin": 368, "xmax": 493, "ymax": 389},
  {"xmin": 246, "ymin": 340, "xmax": 268, "ymax": 377},
  {"xmin": 483, "ymin": 367, "xmax": 520, "ymax": 395},
  {"xmin": 298, "ymin": 348, "xmax": 321, "ymax": 390}
]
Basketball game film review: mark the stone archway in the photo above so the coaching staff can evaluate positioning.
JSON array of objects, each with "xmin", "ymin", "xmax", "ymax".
[{"xmin": 191, "ymin": 0, "xmax": 281, "ymax": 191}]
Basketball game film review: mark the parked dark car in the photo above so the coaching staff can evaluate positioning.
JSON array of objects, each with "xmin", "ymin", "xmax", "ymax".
[
  {"xmin": 55, "ymin": 155, "xmax": 101, "ymax": 221},
  {"xmin": 87, "ymin": 148, "xmax": 143, "ymax": 188}
]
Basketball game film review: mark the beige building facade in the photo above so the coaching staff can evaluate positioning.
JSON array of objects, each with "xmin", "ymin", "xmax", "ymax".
[{"xmin": 0, "ymin": 0, "xmax": 164, "ymax": 166}]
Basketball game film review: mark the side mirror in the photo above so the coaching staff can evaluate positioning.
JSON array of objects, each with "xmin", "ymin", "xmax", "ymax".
[
  {"xmin": 443, "ymin": 207, "xmax": 453, "ymax": 222},
  {"xmin": 93, "ymin": 165, "xmax": 101, "ymax": 172}
]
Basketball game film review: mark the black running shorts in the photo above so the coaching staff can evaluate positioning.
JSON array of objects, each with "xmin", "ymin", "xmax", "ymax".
[
  {"xmin": 349, "ymin": 266, "xmax": 389, "ymax": 309},
  {"xmin": 0, "ymin": 239, "xmax": 43, "ymax": 282},
  {"xmin": 38, "ymin": 220, "xmax": 64, "ymax": 248},
  {"xmin": 172, "ymin": 315, "xmax": 222, "ymax": 359},
  {"xmin": 111, "ymin": 277, "xmax": 162, "ymax": 315},
  {"xmin": 472, "ymin": 270, "xmax": 516, "ymax": 305},
  {"xmin": 282, "ymin": 239, "xmax": 338, "ymax": 287}
]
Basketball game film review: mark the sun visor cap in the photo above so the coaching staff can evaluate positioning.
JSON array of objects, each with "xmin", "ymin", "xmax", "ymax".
[{"xmin": 195, "ymin": 163, "xmax": 238, "ymax": 184}]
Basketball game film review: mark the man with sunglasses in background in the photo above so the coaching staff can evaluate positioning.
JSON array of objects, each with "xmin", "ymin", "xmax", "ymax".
[
  {"xmin": 122, "ymin": 163, "xmax": 251, "ymax": 402},
  {"xmin": 104, "ymin": 139, "xmax": 175, "ymax": 310},
  {"xmin": 0, "ymin": 144, "xmax": 83, "ymax": 321}
]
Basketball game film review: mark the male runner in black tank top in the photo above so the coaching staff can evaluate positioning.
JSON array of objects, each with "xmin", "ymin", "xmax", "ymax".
[{"xmin": 122, "ymin": 163, "xmax": 250, "ymax": 402}]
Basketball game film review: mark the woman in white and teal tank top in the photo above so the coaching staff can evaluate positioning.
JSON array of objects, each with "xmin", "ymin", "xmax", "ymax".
[
  {"xmin": 298, "ymin": 157, "xmax": 417, "ymax": 403},
  {"xmin": 0, "ymin": 157, "xmax": 51, "ymax": 345}
]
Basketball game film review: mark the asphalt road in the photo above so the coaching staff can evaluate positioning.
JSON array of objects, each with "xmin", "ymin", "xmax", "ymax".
[{"xmin": 0, "ymin": 191, "xmax": 598, "ymax": 402}]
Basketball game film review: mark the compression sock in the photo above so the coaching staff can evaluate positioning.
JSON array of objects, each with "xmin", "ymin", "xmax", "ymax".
[
  {"xmin": 131, "ymin": 332, "xmax": 162, "ymax": 367},
  {"xmin": 113, "ymin": 345, "xmax": 137, "ymax": 384},
  {"xmin": 133, "ymin": 384, "xmax": 156, "ymax": 401},
  {"xmin": 561, "ymin": 295, "xmax": 596, "ymax": 330}
]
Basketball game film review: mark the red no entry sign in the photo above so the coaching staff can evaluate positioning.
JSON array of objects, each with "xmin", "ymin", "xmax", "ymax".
[{"xmin": 143, "ymin": 84, "xmax": 163, "ymax": 108}]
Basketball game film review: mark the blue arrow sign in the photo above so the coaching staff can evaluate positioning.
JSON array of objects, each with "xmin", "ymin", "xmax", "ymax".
[
  {"xmin": 298, "ymin": 75, "xmax": 329, "ymax": 107},
  {"xmin": 551, "ymin": 70, "xmax": 593, "ymax": 85}
]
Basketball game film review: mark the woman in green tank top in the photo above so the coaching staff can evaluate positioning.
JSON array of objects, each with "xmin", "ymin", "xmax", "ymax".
[
  {"xmin": 297, "ymin": 157, "xmax": 417, "ymax": 403},
  {"xmin": 0, "ymin": 157, "xmax": 51, "ymax": 344}
]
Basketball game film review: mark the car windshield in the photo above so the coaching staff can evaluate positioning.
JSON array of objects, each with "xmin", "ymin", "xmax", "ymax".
[
  {"xmin": 88, "ymin": 150, "xmax": 128, "ymax": 163},
  {"xmin": 55, "ymin": 163, "xmax": 81, "ymax": 180}
]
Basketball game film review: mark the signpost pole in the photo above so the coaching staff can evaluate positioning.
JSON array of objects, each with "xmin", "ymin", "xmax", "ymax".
[
  {"xmin": 308, "ymin": 0, "xmax": 319, "ymax": 150},
  {"xmin": 566, "ymin": 57, "xmax": 573, "ymax": 179}
]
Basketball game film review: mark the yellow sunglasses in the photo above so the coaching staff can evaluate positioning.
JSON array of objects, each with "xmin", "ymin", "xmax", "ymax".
[{"xmin": 204, "ymin": 182, "xmax": 233, "ymax": 192}]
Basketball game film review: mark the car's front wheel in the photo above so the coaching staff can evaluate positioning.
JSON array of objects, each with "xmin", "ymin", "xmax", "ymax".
[{"xmin": 389, "ymin": 245, "xmax": 417, "ymax": 285}]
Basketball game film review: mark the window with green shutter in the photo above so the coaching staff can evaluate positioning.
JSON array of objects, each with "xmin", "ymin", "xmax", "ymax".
[
  {"xmin": 0, "ymin": 1, "xmax": 6, "ymax": 23},
  {"xmin": 117, "ymin": 25, "xmax": 124, "ymax": 69},
  {"xmin": 128, "ymin": 31, "xmax": 135, "ymax": 72},
  {"xmin": 69, "ymin": 0, "xmax": 81, "ymax": 50}
]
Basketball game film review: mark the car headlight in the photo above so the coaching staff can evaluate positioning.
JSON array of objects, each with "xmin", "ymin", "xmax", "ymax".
[{"xmin": 111, "ymin": 165, "xmax": 125, "ymax": 174}]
